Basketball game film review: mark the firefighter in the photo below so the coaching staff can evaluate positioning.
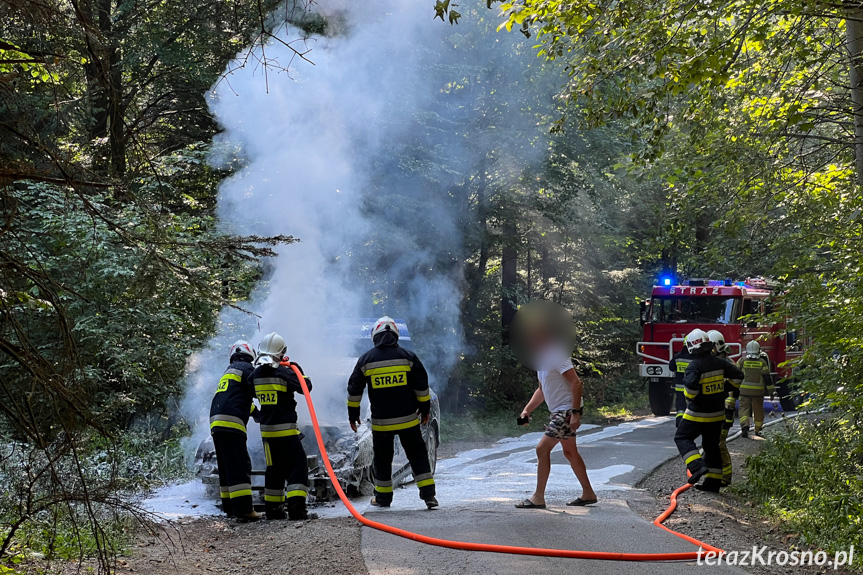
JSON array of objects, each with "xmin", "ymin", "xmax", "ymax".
[
  {"xmin": 669, "ymin": 345, "xmax": 693, "ymax": 428},
  {"xmin": 251, "ymin": 332, "xmax": 313, "ymax": 520},
  {"xmin": 736, "ymin": 340, "xmax": 774, "ymax": 438},
  {"xmin": 209, "ymin": 340, "xmax": 260, "ymax": 522},
  {"xmin": 674, "ymin": 328, "xmax": 744, "ymax": 492},
  {"xmin": 708, "ymin": 330, "xmax": 736, "ymax": 486},
  {"xmin": 347, "ymin": 316, "xmax": 438, "ymax": 509}
]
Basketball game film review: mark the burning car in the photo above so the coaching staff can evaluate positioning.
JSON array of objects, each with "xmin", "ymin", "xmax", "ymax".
[{"xmin": 195, "ymin": 319, "xmax": 441, "ymax": 504}]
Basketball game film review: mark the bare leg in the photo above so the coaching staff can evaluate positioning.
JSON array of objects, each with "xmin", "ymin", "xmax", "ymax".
[
  {"xmin": 529, "ymin": 435, "xmax": 559, "ymax": 505},
  {"xmin": 561, "ymin": 436, "xmax": 597, "ymax": 500}
]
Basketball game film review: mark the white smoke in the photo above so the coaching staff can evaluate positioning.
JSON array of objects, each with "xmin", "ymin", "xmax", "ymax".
[{"xmin": 180, "ymin": 0, "xmax": 565, "ymax": 451}]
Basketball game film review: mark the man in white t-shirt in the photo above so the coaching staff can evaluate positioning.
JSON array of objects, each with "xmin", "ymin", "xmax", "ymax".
[{"xmin": 515, "ymin": 358, "xmax": 597, "ymax": 509}]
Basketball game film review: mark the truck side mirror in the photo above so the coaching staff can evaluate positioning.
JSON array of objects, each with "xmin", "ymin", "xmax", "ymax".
[{"xmin": 639, "ymin": 300, "xmax": 648, "ymax": 326}]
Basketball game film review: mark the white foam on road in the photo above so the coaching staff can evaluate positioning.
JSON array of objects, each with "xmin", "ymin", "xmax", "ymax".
[
  {"xmin": 140, "ymin": 417, "xmax": 670, "ymax": 520},
  {"xmin": 139, "ymin": 480, "xmax": 220, "ymax": 520}
]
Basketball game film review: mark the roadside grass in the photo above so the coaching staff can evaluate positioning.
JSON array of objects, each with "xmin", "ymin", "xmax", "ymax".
[{"xmin": 742, "ymin": 415, "xmax": 863, "ymax": 569}]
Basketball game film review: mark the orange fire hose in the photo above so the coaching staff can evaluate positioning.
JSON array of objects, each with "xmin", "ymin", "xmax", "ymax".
[{"xmin": 285, "ymin": 362, "xmax": 722, "ymax": 561}]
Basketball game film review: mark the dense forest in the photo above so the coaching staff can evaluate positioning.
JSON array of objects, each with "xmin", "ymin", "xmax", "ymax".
[{"xmin": 1, "ymin": 0, "xmax": 862, "ymax": 571}]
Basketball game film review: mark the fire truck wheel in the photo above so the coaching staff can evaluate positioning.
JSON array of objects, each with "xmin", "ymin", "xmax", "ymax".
[{"xmin": 648, "ymin": 380, "xmax": 673, "ymax": 416}]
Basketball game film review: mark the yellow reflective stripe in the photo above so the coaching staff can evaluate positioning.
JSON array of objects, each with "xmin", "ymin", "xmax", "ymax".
[
  {"xmin": 375, "ymin": 485, "xmax": 394, "ymax": 493},
  {"xmin": 228, "ymin": 489, "xmax": 252, "ymax": 499},
  {"xmin": 210, "ymin": 420, "xmax": 247, "ymax": 433},
  {"xmin": 685, "ymin": 453, "xmax": 702, "ymax": 465},
  {"xmin": 264, "ymin": 443, "xmax": 272, "ymax": 466},
  {"xmin": 286, "ymin": 490, "xmax": 307, "ymax": 499},
  {"xmin": 222, "ymin": 373, "xmax": 241, "ymax": 382},
  {"xmin": 264, "ymin": 494, "xmax": 285, "ymax": 502},
  {"xmin": 261, "ymin": 429, "xmax": 301, "ymax": 438},
  {"xmin": 416, "ymin": 395, "xmax": 431, "ymax": 403},
  {"xmin": 347, "ymin": 400, "xmax": 361, "ymax": 407},
  {"xmin": 255, "ymin": 383, "xmax": 288, "ymax": 392},
  {"xmin": 683, "ymin": 390, "xmax": 697, "ymax": 399},
  {"xmin": 416, "ymin": 478, "xmax": 435, "ymax": 488},
  {"xmin": 683, "ymin": 413, "xmax": 725, "ymax": 423},
  {"xmin": 700, "ymin": 374, "xmax": 724, "ymax": 384},
  {"xmin": 371, "ymin": 419, "xmax": 420, "ymax": 432},
  {"xmin": 705, "ymin": 473, "xmax": 723, "ymax": 480},
  {"xmin": 365, "ymin": 366, "xmax": 412, "ymax": 376}
]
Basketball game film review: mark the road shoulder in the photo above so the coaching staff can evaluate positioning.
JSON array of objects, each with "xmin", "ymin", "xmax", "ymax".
[{"xmin": 629, "ymin": 422, "xmax": 855, "ymax": 575}]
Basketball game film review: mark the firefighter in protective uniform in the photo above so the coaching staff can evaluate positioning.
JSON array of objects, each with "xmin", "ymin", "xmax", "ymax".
[
  {"xmin": 736, "ymin": 340, "xmax": 774, "ymax": 438},
  {"xmin": 251, "ymin": 332, "xmax": 313, "ymax": 520},
  {"xmin": 347, "ymin": 316, "xmax": 438, "ymax": 509},
  {"xmin": 209, "ymin": 340, "xmax": 260, "ymax": 521},
  {"xmin": 674, "ymin": 328, "xmax": 744, "ymax": 492},
  {"xmin": 669, "ymin": 345, "xmax": 694, "ymax": 428},
  {"xmin": 708, "ymin": 330, "xmax": 737, "ymax": 486}
]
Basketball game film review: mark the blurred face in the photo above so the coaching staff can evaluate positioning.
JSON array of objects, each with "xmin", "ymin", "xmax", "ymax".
[{"xmin": 509, "ymin": 300, "xmax": 576, "ymax": 371}]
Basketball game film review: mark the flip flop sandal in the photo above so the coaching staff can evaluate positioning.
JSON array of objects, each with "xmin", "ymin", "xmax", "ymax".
[
  {"xmin": 514, "ymin": 499, "xmax": 546, "ymax": 509},
  {"xmin": 566, "ymin": 497, "xmax": 598, "ymax": 506}
]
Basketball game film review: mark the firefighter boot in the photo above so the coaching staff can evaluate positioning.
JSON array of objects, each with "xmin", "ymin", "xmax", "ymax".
[
  {"xmin": 424, "ymin": 496, "xmax": 439, "ymax": 510},
  {"xmin": 695, "ymin": 481, "xmax": 722, "ymax": 493},
  {"xmin": 687, "ymin": 463, "xmax": 708, "ymax": 485},
  {"xmin": 740, "ymin": 426, "xmax": 749, "ymax": 438},
  {"xmin": 265, "ymin": 502, "xmax": 287, "ymax": 520},
  {"xmin": 287, "ymin": 499, "xmax": 309, "ymax": 521},
  {"xmin": 236, "ymin": 510, "xmax": 262, "ymax": 523}
]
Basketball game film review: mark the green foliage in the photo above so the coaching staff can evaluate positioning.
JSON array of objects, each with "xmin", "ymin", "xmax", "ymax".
[
  {"xmin": 745, "ymin": 418, "xmax": 863, "ymax": 564},
  {"xmin": 0, "ymin": 153, "xmax": 268, "ymax": 438}
]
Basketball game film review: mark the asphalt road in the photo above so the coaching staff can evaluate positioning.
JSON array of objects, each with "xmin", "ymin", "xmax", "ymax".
[{"xmin": 359, "ymin": 416, "xmax": 747, "ymax": 574}]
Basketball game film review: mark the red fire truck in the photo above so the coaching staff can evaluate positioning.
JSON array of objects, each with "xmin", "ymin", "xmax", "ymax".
[{"xmin": 637, "ymin": 278, "xmax": 802, "ymax": 416}]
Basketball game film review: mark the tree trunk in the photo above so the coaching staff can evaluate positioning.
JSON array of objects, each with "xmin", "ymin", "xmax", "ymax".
[
  {"xmin": 847, "ymin": 2, "xmax": 863, "ymax": 187},
  {"xmin": 500, "ymin": 219, "xmax": 518, "ymax": 344},
  {"xmin": 695, "ymin": 211, "xmax": 710, "ymax": 254},
  {"xmin": 108, "ymin": 41, "xmax": 125, "ymax": 177}
]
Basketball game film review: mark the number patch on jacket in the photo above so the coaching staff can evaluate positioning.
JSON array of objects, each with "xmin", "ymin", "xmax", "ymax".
[
  {"xmin": 258, "ymin": 391, "xmax": 278, "ymax": 405},
  {"xmin": 371, "ymin": 372, "xmax": 407, "ymax": 388},
  {"xmin": 744, "ymin": 360, "xmax": 763, "ymax": 369},
  {"xmin": 217, "ymin": 376, "xmax": 231, "ymax": 393}
]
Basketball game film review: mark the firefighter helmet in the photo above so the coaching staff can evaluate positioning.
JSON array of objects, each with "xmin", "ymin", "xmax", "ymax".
[
  {"xmin": 255, "ymin": 332, "xmax": 287, "ymax": 366},
  {"xmin": 371, "ymin": 316, "xmax": 399, "ymax": 340},
  {"xmin": 229, "ymin": 340, "xmax": 255, "ymax": 361},
  {"xmin": 746, "ymin": 340, "xmax": 761, "ymax": 358},
  {"xmin": 707, "ymin": 330, "xmax": 727, "ymax": 354},
  {"xmin": 685, "ymin": 328, "xmax": 711, "ymax": 355}
]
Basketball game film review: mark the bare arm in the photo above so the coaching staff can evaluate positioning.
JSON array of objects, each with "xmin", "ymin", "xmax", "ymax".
[
  {"xmin": 562, "ymin": 368, "xmax": 583, "ymax": 430},
  {"xmin": 520, "ymin": 384, "xmax": 545, "ymax": 423}
]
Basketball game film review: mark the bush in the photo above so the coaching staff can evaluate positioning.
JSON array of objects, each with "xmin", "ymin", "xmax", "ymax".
[{"xmin": 745, "ymin": 417, "xmax": 863, "ymax": 567}]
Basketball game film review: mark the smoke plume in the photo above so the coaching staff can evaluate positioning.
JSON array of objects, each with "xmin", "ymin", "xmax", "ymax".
[{"xmin": 180, "ymin": 0, "xmax": 563, "ymax": 448}]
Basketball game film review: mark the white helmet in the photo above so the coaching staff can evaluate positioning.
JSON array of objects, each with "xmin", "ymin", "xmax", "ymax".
[
  {"xmin": 706, "ymin": 330, "xmax": 727, "ymax": 354},
  {"xmin": 255, "ymin": 332, "xmax": 287, "ymax": 367},
  {"xmin": 371, "ymin": 316, "xmax": 399, "ymax": 340},
  {"xmin": 229, "ymin": 340, "xmax": 255, "ymax": 361},
  {"xmin": 685, "ymin": 328, "xmax": 710, "ymax": 355},
  {"xmin": 746, "ymin": 340, "xmax": 761, "ymax": 358}
]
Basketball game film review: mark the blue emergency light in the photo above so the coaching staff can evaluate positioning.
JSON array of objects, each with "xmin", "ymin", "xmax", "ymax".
[{"xmin": 661, "ymin": 277, "xmax": 673, "ymax": 286}]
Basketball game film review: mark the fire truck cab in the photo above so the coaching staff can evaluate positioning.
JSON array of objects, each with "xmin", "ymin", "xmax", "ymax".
[{"xmin": 637, "ymin": 278, "xmax": 800, "ymax": 416}]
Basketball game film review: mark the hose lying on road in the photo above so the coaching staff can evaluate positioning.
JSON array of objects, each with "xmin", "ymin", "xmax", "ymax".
[{"xmin": 288, "ymin": 362, "xmax": 722, "ymax": 561}]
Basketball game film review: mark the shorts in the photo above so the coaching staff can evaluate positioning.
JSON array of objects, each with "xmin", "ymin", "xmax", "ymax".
[{"xmin": 544, "ymin": 410, "xmax": 577, "ymax": 440}]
